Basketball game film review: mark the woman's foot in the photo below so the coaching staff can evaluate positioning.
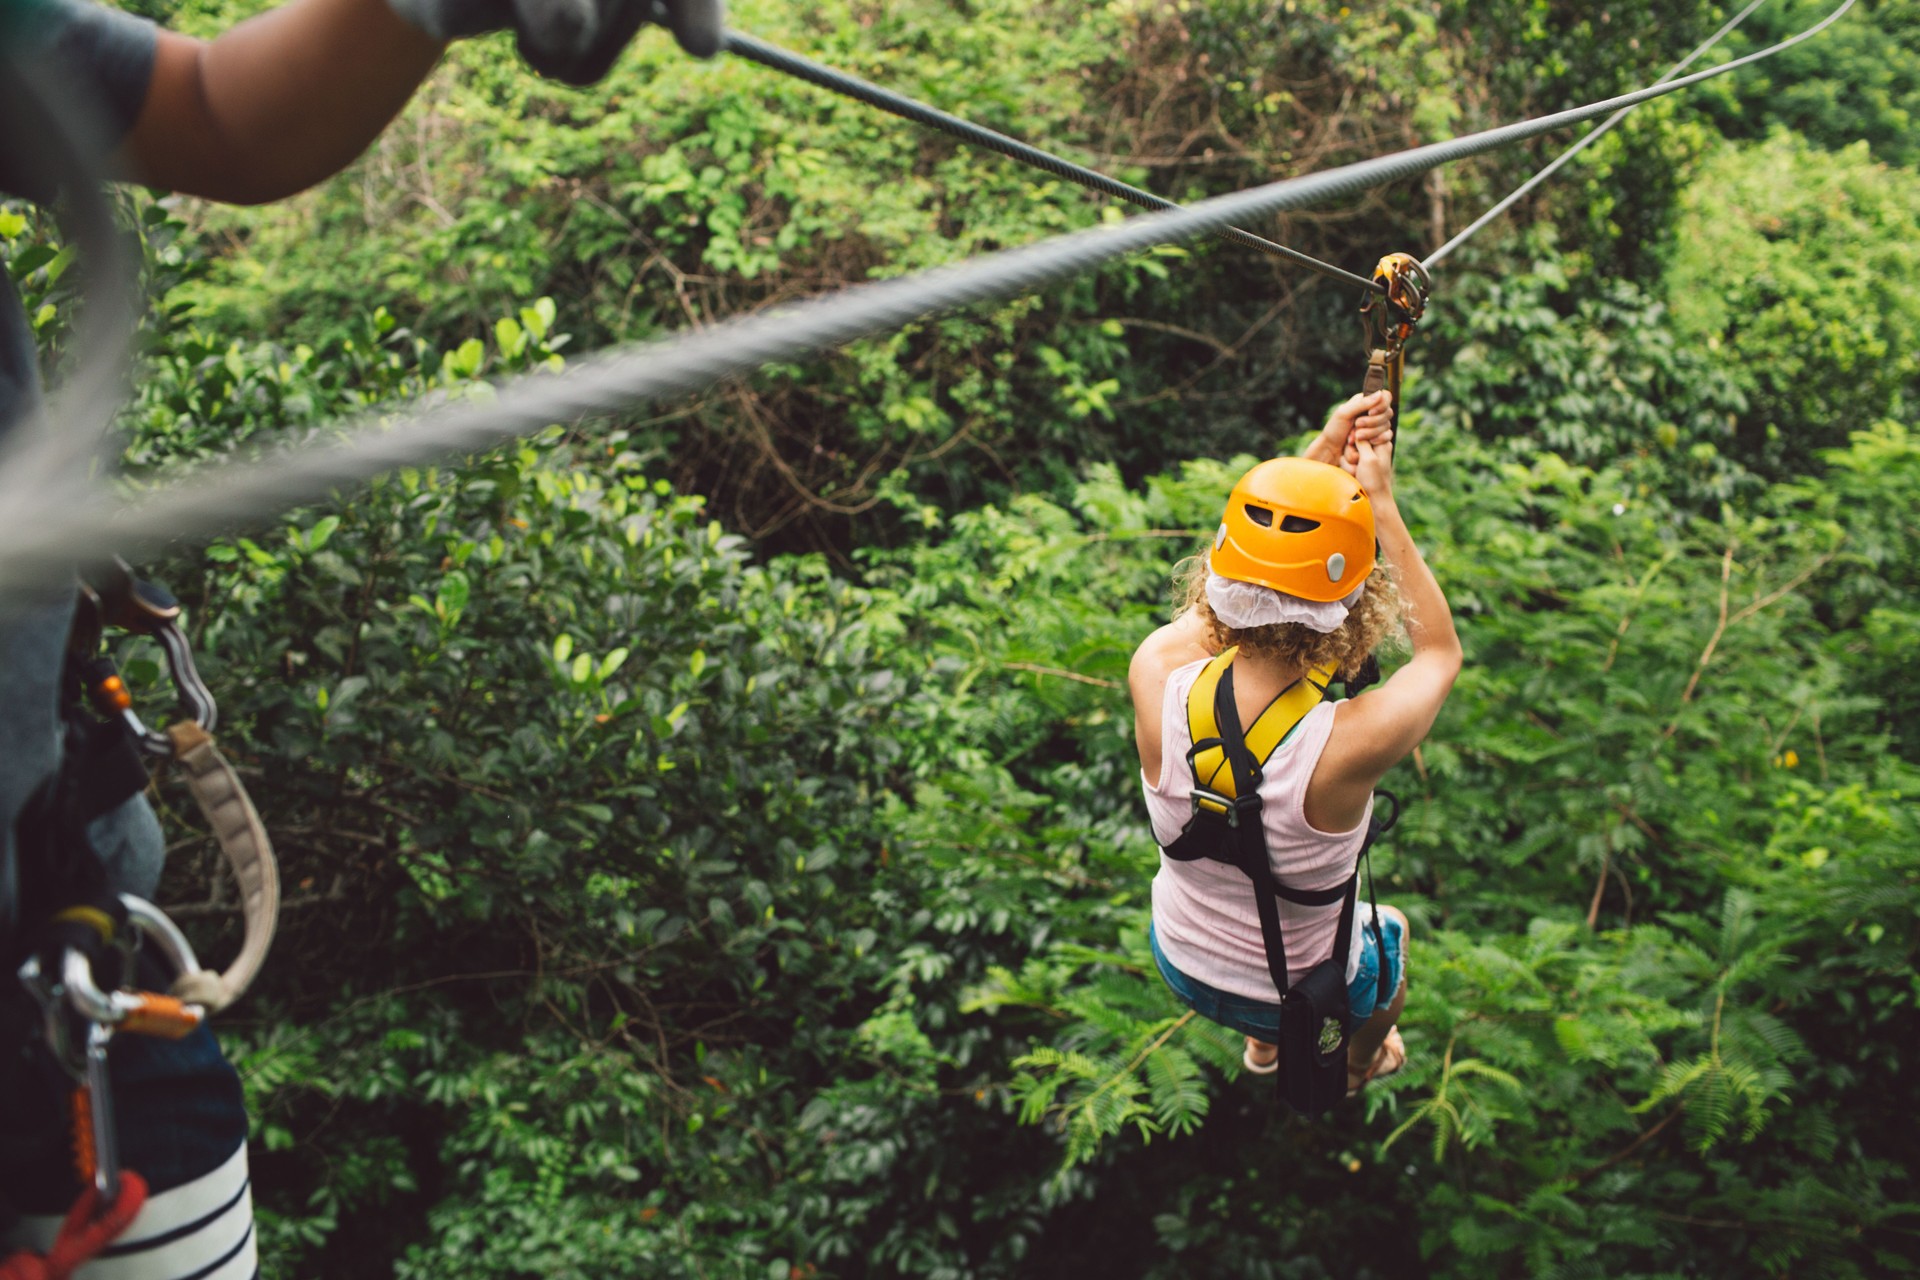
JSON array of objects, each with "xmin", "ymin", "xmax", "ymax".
[
  {"xmin": 1346, "ymin": 1027, "xmax": 1406, "ymax": 1097},
  {"xmin": 1243, "ymin": 1037, "xmax": 1280, "ymax": 1075}
]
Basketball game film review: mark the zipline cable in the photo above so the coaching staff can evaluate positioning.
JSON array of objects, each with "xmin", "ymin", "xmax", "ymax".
[
  {"xmin": 0, "ymin": 0, "xmax": 1856, "ymax": 588},
  {"xmin": 1430, "ymin": 0, "xmax": 1772, "ymax": 266},
  {"xmin": 723, "ymin": 28, "xmax": 1385, "ymax": 295},
  {"xmin": 1380, "ymin": 0, "xmax": 1770, "ymax": 420}
]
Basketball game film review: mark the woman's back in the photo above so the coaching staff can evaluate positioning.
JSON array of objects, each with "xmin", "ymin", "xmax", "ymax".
[{"xmin": 1144, "ymin": 656, "xmax": 1374, "ymax": 996}]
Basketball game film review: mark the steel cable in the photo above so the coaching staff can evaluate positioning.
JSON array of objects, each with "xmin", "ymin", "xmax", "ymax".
[
  {"xmin": 0, "ymin": 0, "xmax": 1856, "ymax": 587},
  {"xmin": 1429, "ymin": 0, "xmax": 1773, "ymax": 266},
  {"xmin": 723, "ymin": 29, "xmax": 1384, "ymax": 294}
]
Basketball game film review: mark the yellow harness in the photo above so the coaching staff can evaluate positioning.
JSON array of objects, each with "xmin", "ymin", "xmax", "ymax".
[{"xmin": 1184, "ymin": 647, "xmax": 1336, "ymax": 818}]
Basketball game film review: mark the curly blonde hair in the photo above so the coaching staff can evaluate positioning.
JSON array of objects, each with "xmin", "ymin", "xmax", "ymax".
[{"xmin": 1176, "ymin": 554, "xmax": 1405, "ymax": 682}]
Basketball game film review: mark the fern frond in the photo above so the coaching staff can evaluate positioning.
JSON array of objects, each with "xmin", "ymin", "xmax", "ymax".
[
  {"xmin": 1144, "ymin": 1046, "xmax": 1209, "ymax": 1135},
  {"xmin": 1636, "ymin": 1055, "xmax": 1713, "ymax": 1112},
  {"xmin": 1450, "ymin": 1058, "xmax": 1525, "ymax": 1092}
]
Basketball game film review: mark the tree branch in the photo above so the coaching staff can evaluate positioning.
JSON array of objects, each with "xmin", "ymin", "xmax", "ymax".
[
  {"xmin": 1003, "ymin": 662, "xmax": 1121, "ymax": 689},
  {"xmin": 1574, "ymin": 1103, "xmax": 1685, "ymax": 1183},
  {"xmin": 1662, "ymin": 543, "xmax": 1735, "ymax": 742}
]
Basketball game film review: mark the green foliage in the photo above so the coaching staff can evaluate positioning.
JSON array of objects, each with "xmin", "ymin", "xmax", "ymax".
[
  {"xmin": 0, "ymin": 203, "xmax": 80, "ymax": 351},
  {"xmin": 1422, "ymin": 0, "xmax": 1732, "ymax": 283},
  {"xmin": 1665, "ymin": 131, "xmax": 1920, "ymax": 475},
  {"xmin": 974, "ymin": 932, "xmax": 1233, "ymax": 1165},
  {"xmin": 1411, "ymin": 254, "xmax": 1752, "ymax": 502},
  {"xmin": 153, "ymin": 0, "xmax": 1484, "ymax": 551},
  {"xmin": 1701, "ymin": 0, "xmax": 1920, "ymax": 168},
  {"xmin": 158, "ymin": 411, "xmax": 957, "ymax": 1273}
]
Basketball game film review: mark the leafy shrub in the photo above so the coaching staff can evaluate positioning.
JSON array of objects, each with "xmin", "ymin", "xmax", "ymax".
[{"xmin": 1665, "ymin": 132, "xmax": 1920, "ymax": 476}]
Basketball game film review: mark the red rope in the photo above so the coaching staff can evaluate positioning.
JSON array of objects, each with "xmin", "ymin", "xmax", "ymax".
[{"xmin": 0, "ymin": 1172, "xmax": 149, "ymax": 1280}]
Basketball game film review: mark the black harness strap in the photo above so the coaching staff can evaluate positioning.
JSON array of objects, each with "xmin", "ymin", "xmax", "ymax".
[{"xmin": 1217, "ymin": 664, "xmax": 1298, "ymax": 998}]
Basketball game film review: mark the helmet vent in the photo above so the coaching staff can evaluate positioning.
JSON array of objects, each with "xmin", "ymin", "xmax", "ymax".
[
  {"xmin": 1280, "ymin": 515, "xmax": 1322, "ymax": 534},
  {"xmin": 1243, "ymin": 504, "xmax": 1274, "ymax": 528}
]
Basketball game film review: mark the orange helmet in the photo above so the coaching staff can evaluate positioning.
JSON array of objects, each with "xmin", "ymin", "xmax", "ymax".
[{"xmin": 1209, "ymin": 458, "xmax": 1375, "ymax": 603}]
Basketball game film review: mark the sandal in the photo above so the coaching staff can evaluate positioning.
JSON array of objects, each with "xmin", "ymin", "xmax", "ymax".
[
  {"xmin": 1242, "ymin": 1039, "xmax": 1280, "ymax": 1076},
  {"xmin": 1346, "ymin": 1028, "xmax": 1406, "ymax": 1098}
]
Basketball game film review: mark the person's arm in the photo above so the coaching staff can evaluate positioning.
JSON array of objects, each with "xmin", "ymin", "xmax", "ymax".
[
  {"xmin": 1310, "ymin": 433, "xmax": 1462, "ymax": 823},
  {"xmin": 1129, "ymin": 608, "xmax": 1215, "ymax": 784},
  {"xmin": 120, "ymin": 0, "xmax": 444, "ymax": 204}
]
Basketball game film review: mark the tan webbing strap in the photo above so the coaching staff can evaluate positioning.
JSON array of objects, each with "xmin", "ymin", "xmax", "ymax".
[
  {"xmin": 164, "ymin": 722, "xmax": 279, "ymax": 1013},
  {"xmin": 1186, "ymin": 648, "xmax": 1336, "ymax": 807},
  {"xmin": 1361, "ymin": 348, "xmax": 1395, "ymax": 398}
]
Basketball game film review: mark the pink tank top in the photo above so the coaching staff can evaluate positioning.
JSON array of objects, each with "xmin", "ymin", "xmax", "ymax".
[{"xmin": 1145, "ymin": 657, "xmax": 1372, "ymax": 1000}]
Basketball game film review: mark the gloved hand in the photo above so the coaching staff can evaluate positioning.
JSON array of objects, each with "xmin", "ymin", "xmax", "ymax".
[{"xmin": 389, "ymin": 0, "xmax": 724, "ymax": 85}]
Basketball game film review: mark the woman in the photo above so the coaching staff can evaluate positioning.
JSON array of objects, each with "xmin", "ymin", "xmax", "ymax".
[{"xmin": 1128, "ymin": 390, "xmax": 1460, "ymax": 1093}]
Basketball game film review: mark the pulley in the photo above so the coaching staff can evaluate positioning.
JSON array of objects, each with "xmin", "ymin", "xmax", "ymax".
[{"xmin": 1357, "ymin": 252, "xmax": 1433, "ymax": 407}]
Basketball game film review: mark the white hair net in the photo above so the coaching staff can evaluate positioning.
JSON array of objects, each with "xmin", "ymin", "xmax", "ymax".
[{"xmin": 1206, "ymin": 571, "xmax": 1365, "ymax": 635}]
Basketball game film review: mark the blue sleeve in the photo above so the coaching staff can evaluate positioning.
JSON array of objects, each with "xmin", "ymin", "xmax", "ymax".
[
  {"xmin": 1, "ymin": 0, "xmax": 159, "ymax": 201},
  {"xmin": 40, "ymin": 0, "xmax": 160, "ymax": 140}
]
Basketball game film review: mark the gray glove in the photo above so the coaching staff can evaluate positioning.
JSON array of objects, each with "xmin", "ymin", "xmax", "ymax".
[{"xmin": 390, "ymin": 0, "xmax": 724, "ymax": 85}]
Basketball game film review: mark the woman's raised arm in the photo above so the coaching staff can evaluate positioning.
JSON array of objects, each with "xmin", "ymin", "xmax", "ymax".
[{"xmin": 1313, "ymin": 433, "xmax": 1461, "ymax": 817}]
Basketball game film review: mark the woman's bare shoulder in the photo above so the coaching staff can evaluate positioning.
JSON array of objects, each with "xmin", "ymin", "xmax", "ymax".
[
  {"xmin": 1130, "ymin": 612, "xmax": 1214, "ymax": 693},
  {"xmin": 1130, "ymin": 611, "xmax": 1215, "ymax": 782}
]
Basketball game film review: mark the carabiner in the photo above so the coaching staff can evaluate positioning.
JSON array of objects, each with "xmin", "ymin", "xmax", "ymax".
[
  {"xmin": 73, "ymin": 558, "xmax": 217, "ymax": 755},
  {"xmin": 17, "ymin": 894, "xmax": 208, "ymax": 1072},
  {"xmin": 1357, "ymin": 252, "xmax": 1434, "ymax": 406},
  {"xmin": 17, "ymin": 896, "xmax": 207, "ymax": 1203},
  {"xmin": 1359, "ymin": 252, "xmax": 1432, "ymax": 357}
]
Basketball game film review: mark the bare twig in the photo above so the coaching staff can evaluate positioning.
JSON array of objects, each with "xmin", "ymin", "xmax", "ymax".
[
  {"xmin": 1574, "ymin": 1104, "xmax": 1684, "ymax": 1182},
  {"xmin": 1663, "ymin": 542, "xmax": 1736, "ymax": 741},
  {"xmin": 1003, "ymin": 662, "xmax": 1122, "ymax": 689},
  {"xmin": 1611, "ymin": 861, "xmax": 1635, "ymax": 929},
  {"xmin": 1662, "ymin": 544, "xmax": 1838, "ymax": 742},
  {"xmin": 1603, "ymin": 551, "xmax": 1677, "ymax": 674},
  {"xmin": 1115, "ymin": 292, "xmax": 1294, "ymax": 408},
  {"xmin": 1725, "ymin": 548, "xmax": 1837, "ymax": 629},
  {"xmin": 1072, "ymin": 1010, "xmax": 1198, "ymax": 1121},
  {"xmin": 1106, "ymin": 316, "xmax": 1235, "ymax": 355},
  {"xmin": 1586, "ymin": 831, "xmax": 1612, "ymax": 930},
  {"xmin": 1612, "ymin": 802, "xmax": 1667, "ymax": 854}
]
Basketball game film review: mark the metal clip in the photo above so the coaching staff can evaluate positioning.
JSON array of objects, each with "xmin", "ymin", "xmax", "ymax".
[
  {"xmin": 1359, "ymin": 252, "xmax": 1432, "ymax": 357},
  {"xmin": 76, "ymin": 1023, "xmax": 123, "ymax": 1202},
  {"xmin": 17, "ymin": 896, "xmax": 209, "ymax": 1197},
  {"xmin": 1188, "ymin": 786, "xmax": 1262, "ymax": 829},
  {"xmin": 73, "ymin": 558, "xmax": 216, "ymax": 756},
  {"xmin": 17, "ymin": 895, "xmax": 208, "ymax": 1063}
]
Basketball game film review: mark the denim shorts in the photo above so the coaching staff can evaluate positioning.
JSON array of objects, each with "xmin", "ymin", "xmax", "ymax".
[{"xmin": 1149, "ymin": 913, "xmax": 1405, "ymax": 1040}]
